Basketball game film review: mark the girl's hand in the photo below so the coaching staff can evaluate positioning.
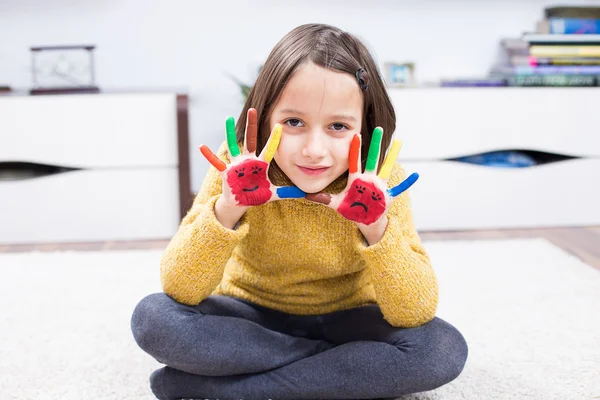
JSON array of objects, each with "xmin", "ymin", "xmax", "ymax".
[
  {"xmin": 306, "ymin": 127, "xmax": 419, "ymax": 226},
  {"xmin": 200, "ymin": 108, "xmax": 305, "ymax": 208}
]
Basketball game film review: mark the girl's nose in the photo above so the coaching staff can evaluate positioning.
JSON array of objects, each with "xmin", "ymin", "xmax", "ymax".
[{"xmin": 301, "ymin": 131, "xmax": 327, "ymax": 161}]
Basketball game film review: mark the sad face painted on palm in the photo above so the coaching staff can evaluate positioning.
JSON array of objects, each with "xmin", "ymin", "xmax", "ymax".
[
  {"xmin": 306, "ymin": 129, "xmax": 419, "ymax": 226},
  {"xmin": 338, "ymin": 179, "xmax": 386, "ymax": 225}
]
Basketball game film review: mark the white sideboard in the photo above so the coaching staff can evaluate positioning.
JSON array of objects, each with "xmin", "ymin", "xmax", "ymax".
[
  {"xmin": 389, "ymin": 87, "xmax": 600, "ymax": 231},
  {"xmin": 0, "ymin": 92, "xmax": 192, "ymax": 244}
]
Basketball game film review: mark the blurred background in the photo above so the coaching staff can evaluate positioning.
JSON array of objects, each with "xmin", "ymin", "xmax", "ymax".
[
  {"xmin": 1, "ymin": 0, "xmax": 597, "ymax": 186},
  {"xmin": 1, "ymin": 0, "xmax": 600, "ymax": 246}
]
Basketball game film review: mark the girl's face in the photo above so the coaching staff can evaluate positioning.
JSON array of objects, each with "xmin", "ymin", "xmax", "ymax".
[{"xmin": 269, "ymin": 61, "xmax": 363, "ymax": 193}]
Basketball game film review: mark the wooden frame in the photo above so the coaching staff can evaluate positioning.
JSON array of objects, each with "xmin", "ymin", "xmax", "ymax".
[{"xmin": 176, "ymin": 94, "xmax": 192, "ymax": 219}]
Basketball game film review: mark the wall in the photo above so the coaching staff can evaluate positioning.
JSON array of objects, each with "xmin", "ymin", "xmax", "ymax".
[{"xmin": 2, "ymin": 0, "xmax": 600, "ymax": 190}]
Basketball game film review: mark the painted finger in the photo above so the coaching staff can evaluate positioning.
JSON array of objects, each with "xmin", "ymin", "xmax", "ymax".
[
  {"xmin": 244, "ymin": 108, "xmax": 258, "ymax": 154},
  {"xmin": 365, "ymin": 127, "xmax": 383, "ymax": 173},
  {"xmin": 348, "ymin": 134, "xmax": 361, "ymax": 174},
  {"xmin": 199, "ymin": 145, "xmax": 227, "ymax": 172},
  {"xmin": 305, "ymin": 192, "xmax": 332, "ymax": 205},
  {"xmin": 260, "ymin": 124, "xmax": 282, "ymax": 163},
  {"xmin": 226, "ymin": 116, "xmax": 241, "ymax": 158},
  {"xmin": 388, "ymin": 172, "xmax": 419, "ymax": 198},
  {"xmin": 378, "ymin": 139, "xmax": 402, "ymax": 180},
  {"xmin": 276, "ymin": 186, "xmax": 305, "ymax": 199}
]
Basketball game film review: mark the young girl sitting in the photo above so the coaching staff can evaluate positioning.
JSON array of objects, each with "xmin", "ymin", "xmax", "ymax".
[{"xmin": 132, "ymin": 23, "xmax": 468, "ymax": 400}]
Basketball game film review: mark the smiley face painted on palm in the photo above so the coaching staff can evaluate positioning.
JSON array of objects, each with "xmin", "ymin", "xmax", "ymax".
[
  {"xmin": 338, "ymin": 178, "xmax": 386, "ymax": 225},
  {"xmin": 226, "ymin": 159, "xmax": 272, "ymax": 205}
]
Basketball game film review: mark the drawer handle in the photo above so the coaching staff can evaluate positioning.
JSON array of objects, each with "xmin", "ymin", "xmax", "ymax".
[
  {"xmin": 0, "ymin": 161, "xmax": 80, "ymax": 181},
  {"xmin": 447, "ymin": 149, "xmax": 578, "ymax": 168}
]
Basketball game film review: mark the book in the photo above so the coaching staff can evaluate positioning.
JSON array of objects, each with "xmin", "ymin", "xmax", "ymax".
[
  {"xmin": 537, "ymin": 18, "xmax": 600, "ymax": 34},
  {"xmin": 524, "ymin": 56, "xmax": 600, "ymax": 66},
  {"xmin": 440, "ymin": 78, "xmax": 506, "ymax": 87},
  {"xmin": 500, "ymin": 38, "xmax": 529, "ymax": 55},
  {"xmin": 506, "ymin": 74, "xmax": 598, "ymax": 87},
  {"xmin": 544, "ymin": 7, "xmax": 600, "ymax": 19},
  {"xmin": 522, "ymin": 33, "xmax": 600, "ymax": 44},
  {"xmin": 492, "ymin": 65, "xmax": 600, "ymax": 75},
  {"xmin": 529, "ymin": 45, "xmax": 600, "ymax": 57}
]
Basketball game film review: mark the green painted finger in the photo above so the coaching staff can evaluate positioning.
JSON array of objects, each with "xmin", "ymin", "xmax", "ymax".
[
  {"xmin": 365, "ymin": 127, "xmax": 383, "ymax": 172},
  {"xmin": 226, "ymin": 117, "xmax": 241, "ymax": 157}
]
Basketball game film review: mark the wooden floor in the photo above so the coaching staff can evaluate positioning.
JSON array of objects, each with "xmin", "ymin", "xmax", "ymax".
[
  {"xmin": 1, "ymin": 226, "xmax": 599, "ymax": 271},
  {"xmin": 420, "ymin": 226, "xmax": 600, "ymax": 271}
]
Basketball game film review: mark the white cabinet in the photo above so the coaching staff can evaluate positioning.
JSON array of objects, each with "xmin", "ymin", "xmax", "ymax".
[
  {"xmin": 390, "ymin": 87, "xmax": 600, "ymax": 230},
  {"xmin": 0, "ymin": 92, "xmax": 191, "ymax": 243}
]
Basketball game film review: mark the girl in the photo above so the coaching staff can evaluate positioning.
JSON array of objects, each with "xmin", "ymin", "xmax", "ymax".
[{"xmin": 131, "ymin": 23, "xmax": 468, "ymax": 400}]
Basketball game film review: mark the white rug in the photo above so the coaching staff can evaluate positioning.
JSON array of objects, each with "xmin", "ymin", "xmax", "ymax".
[{"xmin": 0, "ymin": 238, "xmax": 599, "ymax": 400}]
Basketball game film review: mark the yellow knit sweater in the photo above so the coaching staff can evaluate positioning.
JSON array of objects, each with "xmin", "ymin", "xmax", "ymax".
[{"xmin": 160, "ymin": 143, "xmax": 438, "ymax": 328}]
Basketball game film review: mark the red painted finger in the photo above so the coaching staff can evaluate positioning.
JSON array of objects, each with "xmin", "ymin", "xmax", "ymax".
[
  {"xmin": 199, "ymin": 145, "xmax": 227, "ymax": 172},
  {"xmin": 246, "ymin": 108, "xmax": 258, "ymax": 154},
  {"xmin": 348, "ymin": 134, "xmax": 361, "ymax": 174},
  {"xmin": 305, "ymin": 192, "xmax": 332, "ymax": 205}
]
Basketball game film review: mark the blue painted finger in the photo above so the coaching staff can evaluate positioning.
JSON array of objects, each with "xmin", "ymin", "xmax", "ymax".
[
  {"xmin": 388, "ymin": 172, "xmax": 419, "ymax": 198},
  {"xmin": 277, "ymin": 186, "xmax": 306, "ymax": 199}
]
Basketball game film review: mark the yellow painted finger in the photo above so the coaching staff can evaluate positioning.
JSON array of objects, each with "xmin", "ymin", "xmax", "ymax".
[
  {"xmin": 378, "ymin": 139, "xmax": 402, "ymax": 180},
  {"xmin": 264, "ymin": 124, "xmax": 282, "ymax": 163}
]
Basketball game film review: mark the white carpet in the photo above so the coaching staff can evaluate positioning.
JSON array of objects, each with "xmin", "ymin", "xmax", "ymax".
[{"xmin": 0, "ymin": 238, "xmax": 599, "ymax": 400}]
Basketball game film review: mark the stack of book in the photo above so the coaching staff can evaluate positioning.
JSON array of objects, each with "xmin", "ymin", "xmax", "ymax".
[{"xmin": 491, "ymin": 6, "xmax": 600, "ymax": 87}]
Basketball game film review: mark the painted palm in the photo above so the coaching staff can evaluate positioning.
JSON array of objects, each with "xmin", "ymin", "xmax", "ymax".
[
  {"xmin": 307, "ymin": 127, "xmax": 419, "ymax": 225},
  {"xmin": 199, "ymin": 108, "xmax": 305, "ymax": 207}
]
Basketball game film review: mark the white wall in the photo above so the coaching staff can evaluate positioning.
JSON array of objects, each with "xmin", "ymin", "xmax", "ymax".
[{"xmin": 2, "ymin": 0, "xmax": 600, "ymax": 191}]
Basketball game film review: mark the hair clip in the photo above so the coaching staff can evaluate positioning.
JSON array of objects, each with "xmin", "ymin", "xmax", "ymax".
[{"xmin": 355, "ymin": 68, "xmax": 368, "ymax": 91}]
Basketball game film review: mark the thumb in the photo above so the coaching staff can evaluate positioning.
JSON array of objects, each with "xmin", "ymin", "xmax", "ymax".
[{"xmin": 305, "ymin": 192, "xmax": 332, "ymax": 205}]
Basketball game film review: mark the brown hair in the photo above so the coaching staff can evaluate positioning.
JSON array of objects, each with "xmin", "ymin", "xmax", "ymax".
[{"xmin": 236, "ymin": 23, "xmax": 396, "ymax": 185}]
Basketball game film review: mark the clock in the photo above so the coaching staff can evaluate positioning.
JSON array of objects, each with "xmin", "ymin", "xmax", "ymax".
[{"xmin": 30, "ymin": 45, "xmax": 100, "ymax": 94}]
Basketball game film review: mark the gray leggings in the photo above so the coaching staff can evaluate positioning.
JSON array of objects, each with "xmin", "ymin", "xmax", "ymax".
[{"xmin": 131, "ymin": 293, "xmax": 468, "ymax": 400}]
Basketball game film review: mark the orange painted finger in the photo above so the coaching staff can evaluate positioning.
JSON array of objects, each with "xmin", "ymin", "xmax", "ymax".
[
  {"xmin": 348, "ymin": 134, "xmax": 361, "ymax": 173},
  {"xmin": 245, "ymin": 108, "xmax": 258, "ymax": 153},
  {"xmin": 199, "ymin": 145, "xmax": 227, "ymax": 172}
]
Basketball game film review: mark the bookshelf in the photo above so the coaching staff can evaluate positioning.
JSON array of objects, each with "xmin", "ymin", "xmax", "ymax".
[{"xmin": 490, "ymin": 6, "xmax": 600, "ymax": 87}]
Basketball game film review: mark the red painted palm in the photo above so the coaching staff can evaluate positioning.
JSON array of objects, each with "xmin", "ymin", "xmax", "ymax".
[
  {"xmin": 306, "ymin": 127, "xmax": 419, "ymax": 226},
  {"xmin": 199, "ymin": 108, "xmax": 305, "ymax": 207}
]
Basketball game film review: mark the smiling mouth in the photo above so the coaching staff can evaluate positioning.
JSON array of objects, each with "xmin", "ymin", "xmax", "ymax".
[
  {"xmin": 243, "ymin": 186, "xmax": 259, "ymax": 192},
  {"xmin": 350, "ymin": 202, "xmax": 368, "ymax": 212}
]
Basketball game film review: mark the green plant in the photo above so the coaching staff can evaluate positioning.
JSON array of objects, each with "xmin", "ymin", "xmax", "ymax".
[{"xmin": 225, "ymin": 72, "xmax": 253, "ymax": 102}]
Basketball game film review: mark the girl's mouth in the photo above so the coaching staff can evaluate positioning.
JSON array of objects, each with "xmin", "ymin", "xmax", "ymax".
[{"xmin": 298, "ymin": 166, "xmax": 329, "ymax": 176}]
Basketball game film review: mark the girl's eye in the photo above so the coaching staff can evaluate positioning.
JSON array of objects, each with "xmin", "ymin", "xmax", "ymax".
[
  {"xmin": 331, "ymin": 123, "xmax": 348, "ymax": 132},
  {"xmin": 285, "ymin": 119, "xmax": 304, "ymax": 127}
]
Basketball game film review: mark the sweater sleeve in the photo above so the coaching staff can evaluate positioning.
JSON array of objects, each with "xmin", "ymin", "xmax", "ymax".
[
  {"xmin": 160, "ymin": 142, "xmax": 249, "ymax": 305},
  {"xmin": 356, "ymin": 163, "xmax": 439, "ymax": 328}
]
